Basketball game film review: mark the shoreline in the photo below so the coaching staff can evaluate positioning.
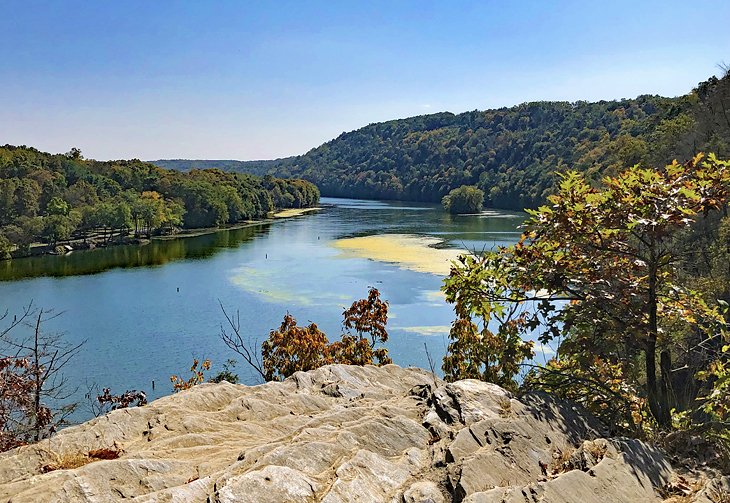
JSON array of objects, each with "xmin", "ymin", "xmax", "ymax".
[
  {"xmin": 5, "ymin": 205, "xmax": 323, "ymax": 261},
  {"xmin": 154, "ymin": 206, "xmax": 323, "ymax": 240}
]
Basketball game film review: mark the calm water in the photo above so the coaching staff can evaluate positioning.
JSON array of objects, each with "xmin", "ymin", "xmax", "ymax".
[{"xmin": 0, "ymin": 198, "xmax": 524, "ymax": 420}]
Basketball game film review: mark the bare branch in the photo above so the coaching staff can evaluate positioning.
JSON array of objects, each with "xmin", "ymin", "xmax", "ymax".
[{"xmin": 218, "ymin": 300, "xmax": 266, "ymax": 382}]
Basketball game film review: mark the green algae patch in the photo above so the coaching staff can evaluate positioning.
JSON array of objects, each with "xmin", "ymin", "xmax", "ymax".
[
  {"xmin": 230, "ymin": 267, "xmax": 313, "ymax": 305},
  {"xmin": 230, "ymin": 266, "xmax": 352, "ymax": 306},
  {"xmin": 332, "ymin": 234, "xmax": 464, "ymax": 276}
]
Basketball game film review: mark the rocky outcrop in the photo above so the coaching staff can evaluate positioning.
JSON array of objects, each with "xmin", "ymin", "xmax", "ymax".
[{"xmin": 0, "ymin": 364, "xmax": 718, "ymax": 502}]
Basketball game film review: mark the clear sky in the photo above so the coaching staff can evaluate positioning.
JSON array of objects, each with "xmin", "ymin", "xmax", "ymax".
[{"xmin": 1, "ymin": 0, "xmax": 728, "ymax": 161}]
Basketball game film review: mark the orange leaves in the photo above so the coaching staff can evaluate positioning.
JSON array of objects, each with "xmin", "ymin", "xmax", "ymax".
[
  {"xmin": 342, "ymin": 287, "xmax": 389, "ymax": 347},
  {"xmin": 140, "ymin": 190, "xmax": 162, "ymax": 201},
  {"xmin": 261, "ymin": 288, "xmax": 392, "ymax": 381},
  {"xmin": 170, "ymin": 358, "xmax": 211, "ymax": 392},
  {"xmin": 262, "ymin": 315, "xmax": 330, "ymax": 381}
]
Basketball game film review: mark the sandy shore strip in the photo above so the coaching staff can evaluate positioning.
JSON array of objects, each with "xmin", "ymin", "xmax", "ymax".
[
  {"xmin": 332, "ymin": 233, "xmax": 465, "ymax": 276},
  {"xmin": 153, "ymin": 206, "xmax": 322, "ymax": 241},
  {"xmin": 273, "ymin": 207, "xmax": 322, "ymax": 218}
]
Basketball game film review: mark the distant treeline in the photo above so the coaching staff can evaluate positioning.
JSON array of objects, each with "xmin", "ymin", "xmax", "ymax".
[
  {"xmin": 0, "ymin": 146, "xmax": 319, "ymax": 258},
  {"xmin": 151, "ymin": 158, "xmax": 294, "ymax": 177},
  {"xmin": 158, "ymin": 72, "xmax": 730, "ymax": 210}
]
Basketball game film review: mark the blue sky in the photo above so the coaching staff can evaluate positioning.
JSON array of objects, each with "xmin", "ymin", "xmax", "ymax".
[{"xmin": 1, "ymin": 1, "xmax": 728, "ymax": 160}]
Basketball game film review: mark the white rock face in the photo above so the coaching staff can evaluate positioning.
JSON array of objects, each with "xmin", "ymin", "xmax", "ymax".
[{"xmin": 0, "ymin": 364, "xmax": 693, "ymax": 502}]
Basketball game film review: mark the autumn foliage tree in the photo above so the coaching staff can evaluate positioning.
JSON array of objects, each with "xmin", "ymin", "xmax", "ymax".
[
  {"xmin": 0, "ymin": 303, "xmax": 84, "ymax": 452},
  {"xmin": 170, "ymin": 358, "xmax": 211, "ymax": 392},
  {"xmin": 261, "ymin": 315, "xmax": 330, "ymax": 381},
  {"xmin": 443, "ymin": 154, "xmax": 730, "ymax": 433},
  {"xmin": 332, "ymin": 287, "xmax": 392, "ymax": 366},
  {"xmin": 223, "ymin": 288, "xmax": 391, "ymax": 382}
]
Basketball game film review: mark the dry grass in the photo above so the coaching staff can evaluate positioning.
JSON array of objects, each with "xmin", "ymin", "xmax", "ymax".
[
  {"xmin": 497, "ymin": 397, "xmax": 513, "ymax": 418},
  {"xmin": 659, "ymin": 474, "xmax": 725, "ymax": 503},
  {"xmin": 584, "ymin": 440, "xmax": 608, "ymax": 460},
  {"xmin": 88, "ymin": 447, "xmax": 122, "ymax": 460},
  {"xmin": 549, "ymin": 446, "xmax": 574, "ymax": 475},
  {"xmin": 547, "ymin": 440, "xmax": 608, "ymax": 477},
  {"xmin": 40, "ymin": 446, "xmax": 122, "ymax": 473}
]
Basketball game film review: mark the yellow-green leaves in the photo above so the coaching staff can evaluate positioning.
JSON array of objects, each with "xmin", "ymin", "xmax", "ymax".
[{"xmin": 442, "ymin": 153, "xmax": 730, "ymax": 431}]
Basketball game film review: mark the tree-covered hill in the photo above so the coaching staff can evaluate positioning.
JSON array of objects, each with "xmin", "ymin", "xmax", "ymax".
[
  {"xmin": 0, "ymin": 146, "xmax": 319, "ymax": 258},
  {"xmin": 151, "ymin": 158, "xmax": 294, "ymax": 177},
  {"xmin": 176, "ymin": 72, "xmax": 729, "ymax": 210}
]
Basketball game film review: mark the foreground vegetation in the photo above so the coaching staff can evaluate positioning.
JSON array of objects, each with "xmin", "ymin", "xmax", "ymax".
[
  {"xmin": 441, "ymin": 153, "xmax": 730, "ymax": 466},
  {"xmin": 0, "ymin": 146, "xmax": 319, "ymax": 259}
]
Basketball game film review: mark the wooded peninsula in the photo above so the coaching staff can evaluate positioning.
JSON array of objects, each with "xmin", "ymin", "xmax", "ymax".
[{"xmin": 0, "ymin": 147, "xmax": 319, "ymax": 259}]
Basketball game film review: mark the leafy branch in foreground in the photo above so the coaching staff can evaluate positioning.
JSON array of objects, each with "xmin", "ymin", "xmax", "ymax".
[
  {"xmin": 170, "ymin": 358, "xmax": 211, "ymax": 392},
  {"xmin": 0, "ymin": 302, "xmax": 84, "ymax": 452},
  {"xmin": 94, "ymin": 388, "xmax": 147, "ymax": 416},
  {"xmin": 442, "ymin": 154, "xmax": 730, "ymax": 437}
]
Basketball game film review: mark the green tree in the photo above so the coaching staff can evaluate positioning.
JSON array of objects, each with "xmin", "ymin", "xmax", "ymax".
[
  {"xmin": 46, "ymin": 197, "xmax": 69, "ymax": 217},
  {"xmin": 13, "ymin": 179, "xmax": 41, "ymax": 218},
  {"xmin": 0, "ymin": 179, "xmax": 17, "ymax": 225},
  {"xmin": 442, "ymin": 185, "xmax": 484, "ymax": 214},
  {"xmin": 0, "ymin": 233, "xmax": 12, "ymax": 259},
  {"xmin": 443, "ymin": 154, "xmax": 730, "ymax": 429},
  {"xmin": 442, "ymin": 253, "xmax": 534, "ymax": 390},
  {"xmin": 42, "ymin": 214, "xmax": 75, "ymax": 246},
  {"xmin": 6, "ymin": 217, "xmax": 42, "ymax": 253}
]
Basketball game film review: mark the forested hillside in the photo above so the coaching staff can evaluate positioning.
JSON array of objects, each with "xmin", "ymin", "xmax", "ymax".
[
  {"xmin": 178, "ymin": 72, "xmax": 728, "ymax": 210},
  {"xmin": 151, "ymin": 158, "xmax": 294, "ymax": 177},
  {"xmin": 0, "ymin": 147, "xmax": 318, "ymax": 258},
  {"xmin": 277, "ymin": 73, "xmax": 730, "ymax": 209}
]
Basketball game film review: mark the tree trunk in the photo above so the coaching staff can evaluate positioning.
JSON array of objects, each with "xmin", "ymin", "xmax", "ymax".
[
  {"xmin": 660, "ymin": 349, "xmax": 675, "ymax": 422},
  {"xmin": 646, "ymin": 255, "xmax": 671, "ymax": 427},
  {"xmin": 645, "ymin": 339, "xmax": 662, "ymax": 424}
]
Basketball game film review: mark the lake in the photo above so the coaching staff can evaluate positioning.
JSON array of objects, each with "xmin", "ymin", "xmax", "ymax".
[{"xmin": 0, "ymin": 197, "xmax": 525, "ymax": 420}]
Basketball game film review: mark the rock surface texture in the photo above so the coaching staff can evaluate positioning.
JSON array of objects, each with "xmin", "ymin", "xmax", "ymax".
[{"xmin": 0, "ymin": 364, "xmax": 721, "ymax": 502}]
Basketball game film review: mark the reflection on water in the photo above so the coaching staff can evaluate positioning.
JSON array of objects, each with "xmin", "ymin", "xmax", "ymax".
[{"xmin": 0, "ymin": 225, "xmax": 270, "ymax": 281}]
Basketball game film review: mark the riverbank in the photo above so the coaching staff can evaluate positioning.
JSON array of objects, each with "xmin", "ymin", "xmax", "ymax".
[
  {"xmin": 272, "ymin": 207, "xmax": 322, "ymax": 218},
  {"xmin": 4, "ymin": 205, "xmax": 324, "ymax": 261}
]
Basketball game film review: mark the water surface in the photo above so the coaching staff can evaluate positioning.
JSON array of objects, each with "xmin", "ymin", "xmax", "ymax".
[{"xmin": 0, "ymin": 198, "xmax": 525, "ymax": 419}]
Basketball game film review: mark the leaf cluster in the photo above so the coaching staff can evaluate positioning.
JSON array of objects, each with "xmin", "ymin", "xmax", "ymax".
[
  {"xmin": 170, "ymin": 358, "xmax": 211, "ymax": 392},
  {"xmin": 260, "ymin": 288, "xmax": 392, "ymax": 381},
  {"xmin": 441, "ymin": 153, "xmax": 730, "ymax": 436}
]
